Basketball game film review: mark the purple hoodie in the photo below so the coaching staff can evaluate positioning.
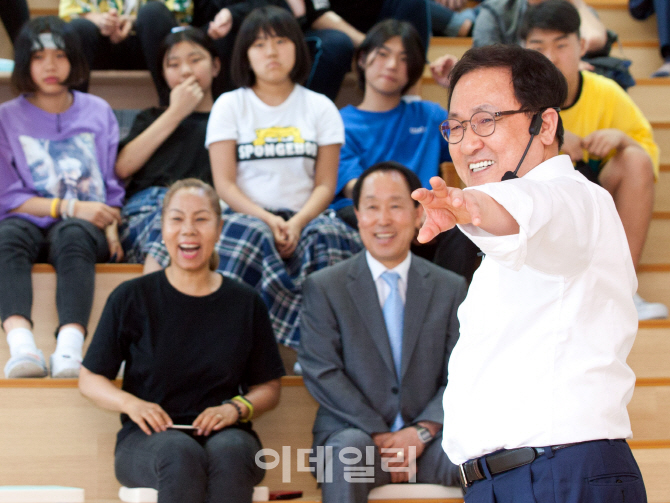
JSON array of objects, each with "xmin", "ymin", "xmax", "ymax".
[{"xmin": 0, "ymin": 91, "xmax": 124, "ymax": 228}]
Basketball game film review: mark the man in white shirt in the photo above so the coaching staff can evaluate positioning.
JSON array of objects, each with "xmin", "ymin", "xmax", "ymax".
[
  {"xmin": 412, "ymin": 44, "xmax": 646, "ymax": 501},
  {"xmin": 298, "ymin": 161, "xmax": 466, "ymax": 503}
]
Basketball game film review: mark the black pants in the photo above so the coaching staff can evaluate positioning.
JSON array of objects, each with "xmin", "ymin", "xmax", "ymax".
[
  {"xmin": 0, "ymin": 0, "xmax": 28, "ymax": 45},
  {"xmin": 0, "ymin": 217, "xmax": 109, "ymax": 334},
  {"xmin": 67, "ymin": 2, "xmax": 178, "ymax": 104}
]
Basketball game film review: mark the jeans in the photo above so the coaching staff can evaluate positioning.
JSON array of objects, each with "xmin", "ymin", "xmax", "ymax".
[
  {"xmin": 305, "ymin": 29, "xmax": 355, "ymax": 102},
  {"xmin": 66, "ymin": 2, "xmax": 177, "ymax": 103},
  {"xmin": 115, "ymin": 427, "xmax": 265, "ymax": 503},
  {"xmin": 0, "ymin": 0, "xmax": 28, "ymax": 45},
  {"xmin": 0, "ymin": 217, "xmax": 109, "ymax": 333}
]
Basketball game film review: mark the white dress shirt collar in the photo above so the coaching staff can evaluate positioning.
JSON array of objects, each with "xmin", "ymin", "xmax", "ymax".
[{"xmin": 366, "ymin": 251, "xmax": 412, "ymax": 307}]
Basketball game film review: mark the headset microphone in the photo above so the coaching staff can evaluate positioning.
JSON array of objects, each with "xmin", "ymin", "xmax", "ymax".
[{"xmin": 501, "ymin": 112, "xmax": 544, "ymax": 181}]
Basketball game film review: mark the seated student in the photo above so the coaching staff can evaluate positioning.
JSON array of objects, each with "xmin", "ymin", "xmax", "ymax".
[
  {"xmin": 628, "ymin": 0, "xmax": 670, "ymax": 77},
  {"xmin": 521, "ymin": 0, "xmax": 666, "ymax": 320},
  {"xmin": 79, "ymin": 179, "xmax": 284, "ymax": 503},
  {"xmin": 0, "ymin": 0, "xmax": 28, "ymax": 45},
  {"xmin": 198, "ymin": 0, "xmax": 356, "ymax": 102},
  {"xmin": 59, "ymin": 0, "xmax": 188, "ymax": 104},
  {"xmin": 429, "ymin": 0, "xmax": 479, "ymax": 37},
  {"xmin": 207, "ymin": 6, "xmax": 361, "ymax": 348},
  {"xmin": 332, "ymin": 19, "xmax": 480, "ymax": 281},
  {"xmin": 0, "ymin": 16, "xmax": 124, "ymax": 378},
  {"xmin": 474, "ymin": 0, "xmax": 608, "ymax": 56},
  {"xmin": 115, "ymin": 27, "xmax": 220, "ymax": 270},
  {"xmin": 298, "ymin": 163, "xmax": 464, "ymax": 503}
]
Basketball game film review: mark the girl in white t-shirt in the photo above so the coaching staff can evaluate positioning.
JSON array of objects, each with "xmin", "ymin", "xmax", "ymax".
[{"xmin": 206, "ymin": 6, "xmax": 362, "ymax": 350}]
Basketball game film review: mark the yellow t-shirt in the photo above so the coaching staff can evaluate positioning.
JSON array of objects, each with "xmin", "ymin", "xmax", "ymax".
[
  {"xmin": 560, "ymin": 71, "xmax": 659, "ymax": 178},
  {"xmin": 60, "ymin": 0, "xmax": 192, "ymax": 24}
]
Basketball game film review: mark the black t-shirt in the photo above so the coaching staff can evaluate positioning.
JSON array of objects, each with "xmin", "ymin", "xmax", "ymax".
[
  {"xmin": 120, "ymin": 108, "xmax": 213, "ymax": 200},
  {"xmin": 84, "ymin": 271, "xmax": 285, "ymax": 441}
]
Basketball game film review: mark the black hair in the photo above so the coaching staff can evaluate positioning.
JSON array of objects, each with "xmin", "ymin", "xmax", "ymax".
[
  {"xmin": 11, "ymin": 16, "xmax": 88, "ymax": 94},
  {"xmin": 448, "ymin": 45, "xmax": 568, "ymax": 148},
  {"xmin": 230, "ymin": 6, "xmax": 311, "ymax": 88},
  {"xmin": 356, "ymin": 19, "xmax": 426, "ymax": 95},
  {"xmin": 157, "ymin": 27, "xmax": 221, "ymax": 97},
  {"xmin": 352, "ymin": 161, "xmax": 422, "ymax": 209},
  {"xmin": 518, "ymin": 0, "xmax": 581, "ymax": 41}
]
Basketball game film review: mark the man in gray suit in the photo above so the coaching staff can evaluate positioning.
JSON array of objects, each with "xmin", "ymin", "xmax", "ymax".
[{"xmin": 298, "ymin": 161, "xmax": 465, "ymax": 503}]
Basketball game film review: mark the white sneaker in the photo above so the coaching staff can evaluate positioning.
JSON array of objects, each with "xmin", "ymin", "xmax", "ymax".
[
  {"xmin": 634, "ymin": 293, "xmax": 669, "ymax": 320},
  {"xmin": 4, "ymin": 350, "xmax": 48, "ymax": 378},
  {"xmin": 50, "ymin": 353, "xmax": 82, "ymax": 378}
]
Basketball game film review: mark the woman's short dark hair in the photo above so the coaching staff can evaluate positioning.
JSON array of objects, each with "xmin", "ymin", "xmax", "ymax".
[
  {"xmin": 352, "ymin": 161, "xmax": 422, "ymax": 209},
  {"xmin": 11, "ymin": 16, "xmax": 88, "ymax": 94},
  {"xmin": 355, "ymin": 19, "xmax": 426, "ymax": 95},
  {"xmin": 230, "ymin": 6, "xmax": 311, "ymax": 88},
  {"xmin": 157, "ymin": 27, "xmax": 220, "ymax": 93},
  {"xmin": 518, "ymin": 0, "xmax": 581, "ymax": 41},
  {"xmin": 448, "ymin": 45, "xmax": 568, "ymax": 148}
]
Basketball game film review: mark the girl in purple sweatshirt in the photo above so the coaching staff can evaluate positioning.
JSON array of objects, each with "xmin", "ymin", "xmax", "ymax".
[{"xmin": 0, "ymin": 16, "xmax": 124, "ymax": 379}]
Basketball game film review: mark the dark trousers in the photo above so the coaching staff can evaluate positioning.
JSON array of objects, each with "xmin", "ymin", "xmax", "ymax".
[
  {"xmin": 629, "ymin": 0, "xmax": 670, "ymax": 58},
  {"xmin": 377, "ymin": 0, "xmax": 430, "ymax": 54},
  {"xmin": 0, "ymin": 0, "xmax": 29, "ymax": 45},
  {"xmin": 67, "ymin": 2, "xmax": 178, "ymax": 104},
  {"xmin": 464, "ymin": 440, "xmax": 646, "ymax": 503},
  {"xmin": 115, "ymin": 427, "xmax": 265, "ymax": 503},
  {"xmin": 305, "ymin": 29, "xmax": 355, "ymax": 102},
  {"xmin": 0, "ymin": 217, "xmax": 109, "ymax": 334}
]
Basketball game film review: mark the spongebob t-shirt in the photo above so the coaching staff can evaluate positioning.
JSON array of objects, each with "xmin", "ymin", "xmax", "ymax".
[{"xmin": 206, "ymin": 85, "xmax": 344, "ymax": 212}]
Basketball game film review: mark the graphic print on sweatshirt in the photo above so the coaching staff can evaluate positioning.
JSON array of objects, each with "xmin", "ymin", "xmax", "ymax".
[
  {"xmin": 19, "ymin": 133, "xmax": 106, "ymax": 202},
  {"xmin": 237, "ymin": 126, "xmax": 318, "ymax": 161}
]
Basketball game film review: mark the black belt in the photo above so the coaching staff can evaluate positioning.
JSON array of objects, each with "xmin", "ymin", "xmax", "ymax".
[{"xmin": 458, "ymin": 443, "xmax": 579, "ymax": 488}]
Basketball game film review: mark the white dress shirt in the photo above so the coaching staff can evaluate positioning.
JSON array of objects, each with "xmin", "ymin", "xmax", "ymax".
[
  {"xmin": 443, "ymin": 155, "xmax": 638, "ymax": 465},
  {"xmin": 366, "ymin": 251, "xmax": 411, "ymax": 307}
]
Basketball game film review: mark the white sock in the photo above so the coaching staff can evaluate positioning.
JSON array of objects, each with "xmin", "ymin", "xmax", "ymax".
[
  {"xmin": 55, "ymin": 327, "xmax": 84, "ymax": 359},
  {"xmin": 7, "ymin": 327, "xmax": 38, "ymax": 358}
]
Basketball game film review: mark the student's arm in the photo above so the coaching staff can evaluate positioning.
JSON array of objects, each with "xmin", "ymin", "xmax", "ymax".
[
  {"xmin": 209, "ymin": 140, "xmax": 290, "ymax": 248},
  {"xmin": 115, "ymin": 77, "xmax": 204, "ymax": 179},
  {"xmin": 192, "ymin": 379, "xmax": 281, "ymax": 436},
  {"xmin": 571, "ymin": 0, "xmax": 608, "ymax": 55},
  {"xmin": 79, "ymin": 366, "xmax": 173, "ymax": 435},
  {"xmin": 310, "ymin": 11, "xmax": 365, "ymax": 47},
  {"xmin": 10, "ymin": 198, "xmax": 121, "ymax": 229},
  {"xmin": 281, "ymin": 143, "xmax": 340, "ymax": 257}
]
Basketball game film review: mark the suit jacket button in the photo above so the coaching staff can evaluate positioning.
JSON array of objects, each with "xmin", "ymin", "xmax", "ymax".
[{"xmin": 391, "ymin": 387, "xmax": 399, "ymax": 394}]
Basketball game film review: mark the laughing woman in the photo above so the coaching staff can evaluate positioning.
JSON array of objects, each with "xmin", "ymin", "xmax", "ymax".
[{"xmin": 79, "ymin": 179, "xmax": 284, "ymax": 503}]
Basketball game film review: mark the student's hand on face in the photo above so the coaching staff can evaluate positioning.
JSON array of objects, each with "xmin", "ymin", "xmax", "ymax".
[
  {"xmin": 208, "ymin": 8, "xmax": 233, "ymax": 39},
  {"xmin": 192, "ymin": 403, "xmax": 240, "ymax": 436},
  {"xmin": 412, "ymin": 177, "xmax": 480, "ymax": 243},
  {"xmin": 123, "ymin": 395, "xmax": 173, "ymax": 435},
  {"xmin": 109, "ymin": 15, "xmax": 133, "ymax": 44},
  {"xmin": 429, "ymin": 54, "xmax": 458, "ymax": 89},
  {"xmin": 561, "ymin": 130, "xmax": 584, "ymax": 163},
  {"xmin": 581, "ymin": 129, "xmax": 626, "ymax": 159},
  {"xmin": 73, "ymin": 201, "xmax": 122, "ymax": 229},
  {"xmin": 168, "ymin": 76, "xmax": 204, "ymax": 120}
]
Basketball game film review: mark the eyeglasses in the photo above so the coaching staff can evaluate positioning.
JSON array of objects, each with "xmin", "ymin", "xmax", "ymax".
[{"xmin": 439, "ymin": 109, "xmax": 536, "ymax": 144}]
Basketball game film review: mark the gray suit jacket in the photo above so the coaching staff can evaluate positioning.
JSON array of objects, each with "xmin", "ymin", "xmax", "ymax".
[{"xmin": 298, "ymin": 252, "xmax": 467, "ymax": 446}]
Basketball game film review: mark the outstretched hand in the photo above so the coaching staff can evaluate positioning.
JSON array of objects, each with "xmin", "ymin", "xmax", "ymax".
[{"xmin": 412, "ymin": 176, "xmax": 481, "ymax": 243}]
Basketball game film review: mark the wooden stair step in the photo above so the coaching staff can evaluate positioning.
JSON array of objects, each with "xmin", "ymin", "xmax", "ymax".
[
  {"xmin": 630, "ymin": 328, "xmax": 670, "ymax": 379},
  {"xmin": 637, "ymin": 270, "xmax": 670, "ymax": 307}
]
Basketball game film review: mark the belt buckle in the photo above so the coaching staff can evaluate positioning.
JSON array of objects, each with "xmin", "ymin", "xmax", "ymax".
[{"xmin": 459, "ymin": 463, "xmax": 471, "ymax": 488}]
